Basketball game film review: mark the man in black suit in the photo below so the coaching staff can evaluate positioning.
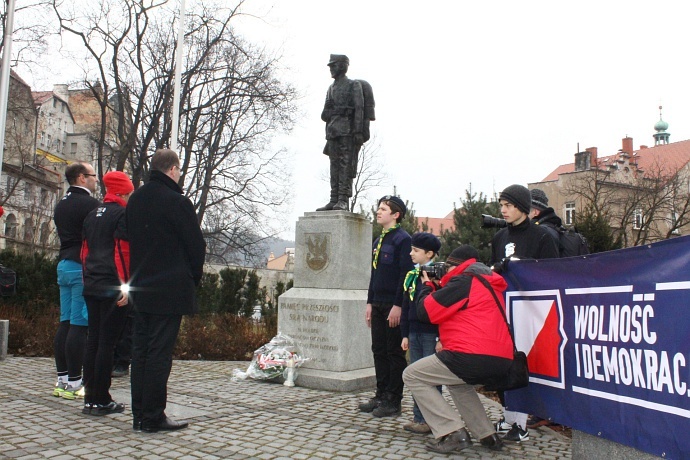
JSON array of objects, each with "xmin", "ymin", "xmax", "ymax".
[{"xmin": 127, "ymin": 149, "xmax": 206, "ymax": 432}]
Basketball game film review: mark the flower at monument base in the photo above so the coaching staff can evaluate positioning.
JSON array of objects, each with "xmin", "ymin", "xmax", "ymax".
[{"xmin": 232, "ymin": 333, "xmax": 308, "ymax": 383}]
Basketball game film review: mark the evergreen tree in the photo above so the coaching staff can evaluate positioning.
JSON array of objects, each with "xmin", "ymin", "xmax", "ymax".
[
  {"xmin": 440, "ymin": 189, "xmax": 500, "ymax": 264},
  {"xmin": 575, "ymin": 206, "xmax": 623, "ymax": 254}
]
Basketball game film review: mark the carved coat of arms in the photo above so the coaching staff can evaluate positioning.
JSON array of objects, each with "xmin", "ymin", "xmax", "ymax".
[{"xmin": 306, "ymin": 233, "xmax": 330, "ymax": 271}]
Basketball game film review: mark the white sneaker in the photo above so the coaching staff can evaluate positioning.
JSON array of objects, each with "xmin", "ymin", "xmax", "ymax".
[
  {"xmin": 494, "ymin": 417, "xmax": 512, "ymax": 434},
  {"xmin": 503, "ymin": 423, "xmax": 529, "ymax": 442}
]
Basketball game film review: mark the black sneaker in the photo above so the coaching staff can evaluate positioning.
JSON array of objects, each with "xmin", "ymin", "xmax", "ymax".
[
  {"xmin": 81, "ymin": 403, "xmax": 93, "ymax": 415},
  {"xmin": 372, "ymin": 400, "xmax": 401, "ymax": 418},
  {"xmin": 503, "ymin": 423, "xmax": 529, "ymax": 442},
  {"xmin": 426, "ymin": 428, "xmax": 473, "ymax": 453},
  {"xmin": 90, "ymin": 401, "xmax": 125, "ymax": 416},
  {"xmin": 358, "ymin": 396, "xmax": 382, "ymax": 413}
]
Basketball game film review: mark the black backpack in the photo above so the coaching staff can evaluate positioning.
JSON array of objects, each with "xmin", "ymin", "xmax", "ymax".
[{"xmin": 556, "ymin": 226, "xmax": 590, "ymax": 258}]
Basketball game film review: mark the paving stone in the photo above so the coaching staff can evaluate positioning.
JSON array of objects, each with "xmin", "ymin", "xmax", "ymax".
[{"xmin": 0, "ymin": 357, "xmax": 571, "ymax": 460}]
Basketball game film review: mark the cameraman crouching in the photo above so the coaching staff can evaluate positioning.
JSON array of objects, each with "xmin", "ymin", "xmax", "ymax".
[{"xmin": 402, "ymin": 245, "xmax": 512, "ymax": 454}]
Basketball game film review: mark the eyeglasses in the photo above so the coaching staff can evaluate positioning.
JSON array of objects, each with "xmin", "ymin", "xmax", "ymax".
[{"xmin": 82, "ymin": 173, "xmax": 97, "ymax": 177}]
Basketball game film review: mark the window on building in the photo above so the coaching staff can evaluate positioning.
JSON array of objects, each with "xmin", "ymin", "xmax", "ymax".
[
  {"xmin": 53, "ymin": 98, "xmax": 57, "ymax": 108},
  {"xmin": 24, "ymin": 184, "xmax": 34, "ymax": 201},
  {"xmin": 40, "ymin": 188, "xmax": 49, "ymax": 205},
  {"xmin": 47, "ymin": 134, "xmax": 52, "ymax": 147},
  {"xmin": 24, "ymin": 218, "xmax": 34, "ymax": 242},
  {"xmin": 40, "ymin": 131, "xmax": 45, "ymax": 145},
  {"xmin": 564, "ymin": 202, "xmax": 576, "ymax": 226},
  {"xmin": 633, "ymin": 209, "xmax": 644, "ymax": 230},
  {"xmin": 5, "ymin": 176, "xmax": 16, "ymax": 194},
  {"xmin": 40, "ymin": 222, "xmax": 50, "ymax": 245},
  {"xmin": 70, "ymin": 143, "xmax": 77, "ymax": 155},
  {"xmin": 61, "ymin": 102, "xmax": 65, "ymax": 113},
  {"xmin": 4, "ymin": 214, "xmax": 17, "ymax": 238},
  {"xmin": 671, "ymin": 212, "xmax": 681, "ymax": 235}
]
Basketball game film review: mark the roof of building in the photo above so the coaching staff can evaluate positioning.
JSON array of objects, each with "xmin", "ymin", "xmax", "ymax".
[
  {"xmin": 10, "ymin": 69, "xmax": 30, "ymax": 88},
  {"xmin": 32, "ymin": 90, "xmax": 68, "ymax": 106},
  {"xmin": 541, "ymin": 138, "xmax": 690, "ymax": 182},
  {"xmin": 416, "ymin": 210, "xmax": 455, "ymax": 236}
]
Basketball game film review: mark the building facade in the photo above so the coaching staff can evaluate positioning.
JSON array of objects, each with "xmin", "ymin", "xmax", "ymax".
[{"xmin": 530, "ymin": 113, "xmax": 690, "ymax": 248}]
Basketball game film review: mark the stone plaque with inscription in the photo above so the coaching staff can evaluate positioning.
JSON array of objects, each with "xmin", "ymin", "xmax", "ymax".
[{"xmin": 279, "ymin": 210, "xmax": 374, "ymax": 391}]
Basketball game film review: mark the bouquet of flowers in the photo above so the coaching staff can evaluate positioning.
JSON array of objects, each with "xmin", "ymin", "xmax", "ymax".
[{"xmin": 232, "ymin": 333, "xmax": 308, "ymax": 385}]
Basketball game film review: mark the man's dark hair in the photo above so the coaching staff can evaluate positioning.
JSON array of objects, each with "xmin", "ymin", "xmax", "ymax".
[
  {"xmin": 151, "ymin": 149, "xmax": 180, "ymax": 172},
  {"xmin": 383, "ymin": 199, "xmax": 405, "ymax": 224},
  {"xmin": 64, "ymin": 162, "xmax": 89, "ymax": 185}
]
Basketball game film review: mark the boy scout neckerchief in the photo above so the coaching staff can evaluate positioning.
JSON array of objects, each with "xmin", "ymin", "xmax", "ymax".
[
  {"xmin": 403, "ymin": 266, "xmax": 420, "ymax": 300},
  {"xmin": 372, "ymin": 224, "xmax": 400, "ymax": 269}
]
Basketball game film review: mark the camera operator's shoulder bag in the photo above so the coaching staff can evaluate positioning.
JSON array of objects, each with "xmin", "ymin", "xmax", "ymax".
[{"xmin": 465, "ymin": 272, "xmax": 529, "ymax": 392}]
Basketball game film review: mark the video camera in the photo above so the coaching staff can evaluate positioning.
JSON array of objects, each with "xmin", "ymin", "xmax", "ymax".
[
  {"xmin": 421, "ymin": 262, "xmax": 448, "ymax": 279},
  {"xmin": 481, "ymin": 214, "xmax": 508, "ymax": 229}
]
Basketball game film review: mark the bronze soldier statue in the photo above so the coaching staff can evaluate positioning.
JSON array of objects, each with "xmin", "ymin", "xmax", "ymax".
[{"xmin": 316, "ymin": 54, "xmax": 374, "ymax": 211}]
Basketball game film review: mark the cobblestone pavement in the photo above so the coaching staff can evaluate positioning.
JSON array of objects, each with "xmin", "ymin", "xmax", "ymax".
[{"xmin": 0, "ymin": 357, "xmax": 571, "ymax": 459}]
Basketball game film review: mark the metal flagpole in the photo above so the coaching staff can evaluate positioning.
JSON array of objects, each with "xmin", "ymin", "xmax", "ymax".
[
  {"xmin": 0, "ymin": 0, "xmax": 17, "ymax": 176},
  {"xmin": 170, "ymin": 0, "xmax": 186, "ymax": 154}
]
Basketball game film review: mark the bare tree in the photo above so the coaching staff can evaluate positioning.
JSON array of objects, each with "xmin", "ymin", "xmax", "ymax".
[
  {"xmin": 349, "ymin": 136, "xmax": 387, "ymax": 212},
  {"xmin": 1, "ymin": 0, "xmax": 54, "ymax": 70},
  {"xmin": 563, "ymin": 154, "xmax": 690, "ymax": 247},
  {"xmin": 52, "ymin": 0, "xmax": 298, "ymax": 262}
]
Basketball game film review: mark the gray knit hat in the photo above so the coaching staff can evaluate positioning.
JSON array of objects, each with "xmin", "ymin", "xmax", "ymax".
[
  {"xmin": 530, "ymin": 188, "xmax": 549, "ymax": 211},
  {"xmin": 499, "ymin": 184, "xmax": 531, "ymax": 215}
]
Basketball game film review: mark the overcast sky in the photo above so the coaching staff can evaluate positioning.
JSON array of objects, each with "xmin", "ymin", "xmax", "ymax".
[
  {"xmin": 21, "ymin": 1, "xmax": 690, "ymax": 240},
  {"xmin": 232, "ymin": 0, "xmax": 690, "ymax": 239}
]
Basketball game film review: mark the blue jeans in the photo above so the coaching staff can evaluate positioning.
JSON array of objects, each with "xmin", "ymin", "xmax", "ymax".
[
  {"xmin": 409, "ymin": 331, "xmax": 440, "ymax": 423},
  {"xmin": 57, "ymin": 259, "xmax": 88, "ymax": 326}
]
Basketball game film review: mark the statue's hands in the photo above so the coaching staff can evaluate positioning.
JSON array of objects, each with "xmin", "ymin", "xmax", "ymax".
[{"xmin": 354, "ymin": 133, "xmax": 364, "ymax": 144}]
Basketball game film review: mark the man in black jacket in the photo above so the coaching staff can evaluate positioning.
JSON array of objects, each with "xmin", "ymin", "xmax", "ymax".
[
  {"xmin": 53, "ymin": 162, "xmax": 99, "ymax": 400},
  {"xmin": 127, "ymin": 149, "xmax": 206, "ymax": 433}
]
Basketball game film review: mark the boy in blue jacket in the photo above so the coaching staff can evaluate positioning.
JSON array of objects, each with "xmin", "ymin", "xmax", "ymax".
[
  {"xmin": 400, "ymin": 232, "xmax": 442, "ymax": 433},
  {"xmin": 359, "ymin": 195, "xmax": 414, "ymax": 417}
]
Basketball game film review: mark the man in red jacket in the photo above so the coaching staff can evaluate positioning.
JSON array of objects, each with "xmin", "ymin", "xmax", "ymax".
[
  {"xmin": 81, "ymin": 171, "xmax": 134, "ymax": 416},
  {"xmin": 403, "ymin": 245, "xmax": 512, "ymax": 454}
]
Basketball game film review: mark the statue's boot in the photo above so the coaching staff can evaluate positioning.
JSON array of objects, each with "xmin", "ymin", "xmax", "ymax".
[
  {"xmin": 332, "ymin": 200, "xmax": 349, "ymax": 211},
  {"xmin": 316, "ymin": 202, "xmax": 336, "ymax": 211}
]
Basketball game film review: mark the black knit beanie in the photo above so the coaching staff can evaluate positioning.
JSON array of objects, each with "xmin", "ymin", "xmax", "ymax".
[
  {"xmin": 499, "ymin": 184, "xmax": 531, "ymax": 215},
  {"xmin": 530, "ymin": 188, "xmax": 549, "ymax": 211},
  {"xmin": 446, "ymin": 245, "xmax": 479, "ymax": 266}
]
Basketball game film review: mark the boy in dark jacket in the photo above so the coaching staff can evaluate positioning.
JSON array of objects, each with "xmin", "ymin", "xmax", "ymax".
[
  {"xmin": 403, "ymin": 245, "xmax": 511, "ymax": 454},
  {"xmin": 400, "ymin": 232, "xmax": 441, "ymax": 434},
  {"xmin": 81, "ymin": 171, "xmax": 134, "ymax": 416},
  {"xmin": 490, "ymin": 184, "xmax": 558, "ymax": 442},
  {"xmin": 359, "ymin": 195, "xmax": 414, "ymax": 417}
]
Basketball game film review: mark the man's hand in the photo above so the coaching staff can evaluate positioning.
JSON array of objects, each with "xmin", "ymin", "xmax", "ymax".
[
  {"xmin": 365, "ymin": 303, "xmax": 372, "ymax": 328},
  {"xmin": 435, "ymin": 340, "xmax": 443, "ymax": 353},
  {"xmin": 388, "ymin": 305, "xmax": 401, "ymax": 327},
  {"xmin": 116, "ymin": 293, "xmax": 129, "ymax": 307},
  {"xmin": 401, "ymin": 337, "xmax": 408, "ymax": 351}
]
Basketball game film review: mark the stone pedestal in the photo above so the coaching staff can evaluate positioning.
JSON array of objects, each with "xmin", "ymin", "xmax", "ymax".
[
  {"xmin": 278, "ymin": 211, "xmax": 375, "ymax": 391},
  {"xmin": 0, "ymin": 320, "xmax": 8, "ymax": 360}
]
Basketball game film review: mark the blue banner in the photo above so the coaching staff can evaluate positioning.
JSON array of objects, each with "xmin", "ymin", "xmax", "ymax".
[{"xmin": 502, "ymin": 235, "xmax": 690, "ymax": 459}]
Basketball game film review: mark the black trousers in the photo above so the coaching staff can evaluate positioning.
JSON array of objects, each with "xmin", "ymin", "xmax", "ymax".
[
  {"xmin": 370, "ymin": 302, "xmax": 407, "ymax": 403},
  {"xmin": 83, "ymin": 296, "xmax": 129, "ymax": 405},
  {"xmin": 130, "ymin": 311, "xmax": 182, "ymax": 425},
  {"xmin": 113, "ymin": 310, "xmax": 133, "ymax": 368}
]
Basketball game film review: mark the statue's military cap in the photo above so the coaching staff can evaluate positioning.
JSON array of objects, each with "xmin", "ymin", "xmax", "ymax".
[{"xmin": 327, "ymin": 54, "xmax": 349, "ymax": 66}]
